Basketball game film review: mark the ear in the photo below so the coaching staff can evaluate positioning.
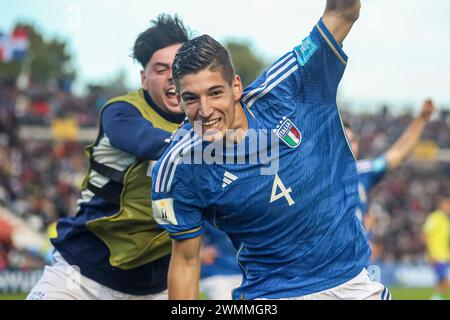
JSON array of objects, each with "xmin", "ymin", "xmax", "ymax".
[
  {"xmin": 140, "ymin": 69, "xmax": 146, "ymax": 88},
  {"xmin": 232, "ymin": 75, "xmax": 243, "ymax": 101}
]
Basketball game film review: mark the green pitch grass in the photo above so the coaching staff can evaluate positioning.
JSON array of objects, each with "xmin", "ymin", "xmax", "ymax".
[
  {"xmin": 0, "ymin": 294, "xmax": 27, "ymax": 300},
  {"xmin": 1, "ymin": 288, "xmax": 449, "ymax": 300},
  {"xmin": 389, "ymin": 287, "xmax": 450, "ymax": 300}
]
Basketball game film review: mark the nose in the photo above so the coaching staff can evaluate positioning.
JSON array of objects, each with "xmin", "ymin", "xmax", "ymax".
[
  {"xmin": 167, "ymin": 71, "xmax": 174, "ymax": 85},
  {"xmin": 198, "ymin": 97, "xmax": 213, "ymax": 119}
]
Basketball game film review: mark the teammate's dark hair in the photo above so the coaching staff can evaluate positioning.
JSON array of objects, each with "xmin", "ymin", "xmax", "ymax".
[
  {"xmin": 132, "ymin": 14, "xmax": 190, "ymax": 68},
  {"xmin": 172, "ymin": 34, "xmax": 236, "ymax": 87}
]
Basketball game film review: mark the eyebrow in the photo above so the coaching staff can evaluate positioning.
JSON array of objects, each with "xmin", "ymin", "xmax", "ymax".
[
  {"xmin": 152, "ymin": 62, "xmax": 170, "ymax": 69},
  {"xmin": 181, "ymin": 85, "xmax": 225, "ymax": 98},
  {"xmin": 180, "ymin": 92, "xmax": 197, "ymax": 99},
  {"xmin": 208, "ymin": 85, "xmax": 225, "ymax": 92}
]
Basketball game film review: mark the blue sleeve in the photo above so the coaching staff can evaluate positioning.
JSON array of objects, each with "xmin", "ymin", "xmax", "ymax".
[
  {"xmin": 102, "ymin": 102, "xmax": 171, "ymax": 160},
  {"xmin": 294, "ymin": 18, "xmax": 348, "ymax": 103},
  {"xmin": 242, "ymin": 18, "xmax": 347, "ymax": 108},
  {"xmin": 152, "ymin": 190, "xmax": 205, "ymax": 240},
  {"xmin": 357, "ymin": 157, "xmax": 388, "ymax": 192},
  {"xmin": 151, "ymin": 128, "xmax": 206, "ymax": 240}
]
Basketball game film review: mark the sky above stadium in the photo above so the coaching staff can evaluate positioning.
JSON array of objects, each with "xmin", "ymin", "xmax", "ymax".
[{"xmin": 1, "ymin": 0, "xmax": 450, "ymax": 112}]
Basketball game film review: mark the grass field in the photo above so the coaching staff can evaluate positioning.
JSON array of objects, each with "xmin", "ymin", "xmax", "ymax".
[
  {"xmin": 1, "ymin": 288, "xmax": 449, "ymax": 300},
  {"xmin": 389, "ymin": 287, "xmax": 450, "ymax": 300},
  {"xmin": 0, "ymin": 294, "xmax": 27, "ymax": 300}
]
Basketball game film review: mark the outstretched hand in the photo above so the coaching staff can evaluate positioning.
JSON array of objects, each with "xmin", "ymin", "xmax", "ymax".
[
  {"xmin": 200, "ymin": 245, "xmax": 219, "ymax": 265},
  {"xmin": 420, "ymin": 99, "xmax": 436, "ymax": 120}
]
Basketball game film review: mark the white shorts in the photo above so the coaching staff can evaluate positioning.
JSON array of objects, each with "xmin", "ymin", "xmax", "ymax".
[
  {"xmin": 282, "ymin": 269, "xmax": 391, "ymax": 300},
  {"xmin": 26, "ymin": 251, "xmax": 168, "ymax": 300},
  {"xmin": 200, "ymin": 274, "xmax": 242, "ymax": 300}
]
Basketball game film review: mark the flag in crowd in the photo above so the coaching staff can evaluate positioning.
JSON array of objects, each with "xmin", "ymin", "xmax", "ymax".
[{"xmin": 0, "ymin": 27, "xmax": 29, "ymax": 63}]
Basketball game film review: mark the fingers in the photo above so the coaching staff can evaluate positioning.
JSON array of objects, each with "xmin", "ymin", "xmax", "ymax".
[{"xmin": 421, "ymin": 99, "xmax": 436, "ymax": 119}]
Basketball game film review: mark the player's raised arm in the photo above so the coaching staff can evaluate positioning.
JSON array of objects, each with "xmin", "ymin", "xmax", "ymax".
[
  {"xmin": 322, "ymin": 0, "xmax": 361, "ymax": 44},
  {"xmin": 385, "ymin": 100, "xmax": 436, "ymax": 170},
  {"xmin": 168, "ymin": 236, "xmax": 203, "ymax": 300}
]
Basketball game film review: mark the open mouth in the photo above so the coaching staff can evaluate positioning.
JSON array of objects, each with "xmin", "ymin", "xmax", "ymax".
[
  {"xmin": 165, "ymin": 87, "xmax": 176, "ymax": 100},
  {"xmin": 202, "ymin": 118, "xmax": 222, "ymax": 129}
]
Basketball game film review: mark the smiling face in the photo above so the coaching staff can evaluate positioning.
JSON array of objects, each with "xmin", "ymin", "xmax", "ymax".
[
  {"xmin": 177, "ymin": 69, "xmax": 246, "ymax": 142},
  {"xmin": 141, "ymin": 43, "xmax": 183, "ymax": 114}
]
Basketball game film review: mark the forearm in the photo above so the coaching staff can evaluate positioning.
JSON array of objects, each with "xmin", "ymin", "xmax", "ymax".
[
  {"xmin": 168, "ymin": 237, "xmax": 202, "ymax": 300},
  {"xmin": 102, "ymin": 103, "xmax": 171, "ymax": 160},
  {"xmin": 323, "ymin": 0, "xmax": 361, "ymax": 44},
  {"xmin": 325, "ymin": 0, "xmax": 361, "ymax": 21},
  {"xmin": 385, "ymin": 115, "xmax": 429, "ymax": 169},
  {"xmin": 168, "ymin": 258, "xmax": 200, "ymax": 299}
]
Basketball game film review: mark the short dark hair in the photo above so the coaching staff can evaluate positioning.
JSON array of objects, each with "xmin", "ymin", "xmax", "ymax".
[
  {"xmin": 172, "ymin": 34, "xmax": 236, "ymax": 87},
  {"xmin": 132, "ymin": 14, "xmax": 190, "ymax": 68}
]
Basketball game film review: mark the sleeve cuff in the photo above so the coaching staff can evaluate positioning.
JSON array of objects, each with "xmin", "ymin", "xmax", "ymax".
[
  {"xmin": 372, "ymin": 156, "xmax": 388, "ymax": 173},
  {"xmin": 169, "ymin": 225, "xmax": 204, "ymax": 240}
]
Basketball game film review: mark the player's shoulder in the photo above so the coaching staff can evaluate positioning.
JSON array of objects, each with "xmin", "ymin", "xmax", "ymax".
[
  {"xmin": 153, "ymin": 120, "xmax": 195, "ymax": 167},
  {"xmin": 101, "ymin": 100, "xmax": 140, "ymax": 119},
  {"xmin": 425, "ymin": 210, "xmax": 444, "ymax": 225},
  {"xmin": 241, "ymin": 49, "xmax": 301, "ymax": 113},
  {"xmin": 242, "ymin": 52, "xmax": 296, "ymax": 96},
  {"xmin": 169, "ymin": 119, "xmax": 193, "ymax": 142},
  {"xmin": 423, "ymin": 211, "xmax": 442, "ymax": 233},
  {"xmin": 152, "ymin": 121, "xmax": 200, "ymax": 194},
  {"xmin": 430, "ymin": 210, "xmax": 446, "ymax": 221}
]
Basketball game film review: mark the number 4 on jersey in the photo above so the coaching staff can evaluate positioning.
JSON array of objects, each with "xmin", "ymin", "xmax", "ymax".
[{"xmin": 270, "ymin": 174, "xmax": 295, "ymax": 206}]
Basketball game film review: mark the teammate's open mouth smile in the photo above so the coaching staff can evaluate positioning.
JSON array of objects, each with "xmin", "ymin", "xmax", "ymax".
[{"xmin": 165, "ymin": 87, "xmax": 176, "ymax": 100}]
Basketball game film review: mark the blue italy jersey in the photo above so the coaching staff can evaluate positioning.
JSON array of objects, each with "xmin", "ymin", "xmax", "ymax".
[
  {"xmin": 152, "ymin": 19, "xmax": 370, "ymax": 299},
  {"xmin": 356, "ymin": 157, "xmax": 388, "ymax": 222}
]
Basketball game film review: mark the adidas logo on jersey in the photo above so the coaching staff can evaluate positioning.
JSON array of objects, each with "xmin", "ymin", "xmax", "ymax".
[{"xmin": 222, "ymin": 171, "xmax": 238, "ymax": 188}]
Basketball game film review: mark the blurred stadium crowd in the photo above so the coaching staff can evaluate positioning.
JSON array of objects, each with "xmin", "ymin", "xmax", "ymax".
[
  {"xmin": 0, "ymin": 81, "xmax": 117, "ymax": 270},
  {"xmin": 1, "ymin": 80, "xmax": 450, "ymax": 271},
  {"xmin": 342, "ymin": 107, "xmax": 450, "ymax": 263}
]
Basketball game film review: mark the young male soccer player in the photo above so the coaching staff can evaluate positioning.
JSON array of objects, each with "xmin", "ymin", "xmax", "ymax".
[
  {"xmin": 152, "ymin": 0, "xmax": 391, "ymax": 300},
  {"xmin": 27, "ymin": 15, "xmax": 190, "ymax": 300},
  {"xmin": 423, "ymin": 198, "xmax": 450, "ymax": 300}
]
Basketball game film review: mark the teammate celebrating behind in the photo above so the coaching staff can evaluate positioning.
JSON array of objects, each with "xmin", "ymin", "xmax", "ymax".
[
  {"xmin": 345, "ymin": 100, "xmax": 436, "ymax": 224},
  {"xmin": 28, "ymin": 15, "xmax": 189, "ymax": 300}
]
